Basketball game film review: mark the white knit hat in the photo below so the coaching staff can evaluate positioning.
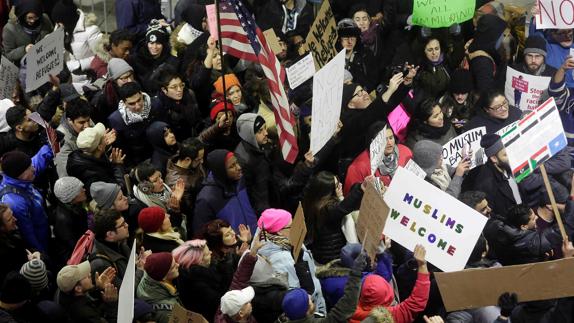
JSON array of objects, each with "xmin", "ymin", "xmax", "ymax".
[{"xmin": 54, "ymin": 177, "xmax": 84, "ymax": 204}]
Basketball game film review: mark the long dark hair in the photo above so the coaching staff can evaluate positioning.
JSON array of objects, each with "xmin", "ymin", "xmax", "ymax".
[{"xmin": 302, "ymin": 171, "xmax": 338, "ymax": 243}]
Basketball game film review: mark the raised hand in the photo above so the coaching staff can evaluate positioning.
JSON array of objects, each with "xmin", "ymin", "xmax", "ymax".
[
  {"xmin": 110, "ymin": 148, "xmax": 125, "ymax": 164},
  {"xmin": 95, "ymin": 266, "xmax": 117, "ymax": 290},
  {"xmin": 238, "ymin": 224, "xmax": 252, "ymax": 243}
]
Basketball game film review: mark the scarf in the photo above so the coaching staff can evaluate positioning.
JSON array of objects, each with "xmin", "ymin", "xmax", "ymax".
[
  {"xmin": 430, "ymin": 53, "xmax": 445, "ymax": 67},
  {"xmin": 417, "ymin": 120, "xmax": 452, "ymax": 139},
  {"xmin": 264, "ymin": 231, "xmax": 292, "ymax": 251},
  {"xmin": 378, "ymin": 145, "xmax": 399, "ymax": 176},
  {"xmin": 430, "ymin": 164, "xmax": 451, "ymax": 191},
  {"xmin": 148, "ymin": 230, "xmax": 184, "ymax": 245},
  {"xmin": 361, "ymin": 23, "xmax": 379, "ymax": 47},
  {"xmin": 117, "ymin": 92, "xmax": 152, "ymax": 125},
  {"xmin": 21, "ymin": 23, "xmax": 41, "ymax": 39},
  {"xmin": 133, "ymin": 183, "xmax": 172, "ymax": 210}
]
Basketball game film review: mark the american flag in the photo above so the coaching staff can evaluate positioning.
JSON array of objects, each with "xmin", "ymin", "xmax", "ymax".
[{"xmin": 219, "ymin": 0, "xmax": 299, "ymax": 163}]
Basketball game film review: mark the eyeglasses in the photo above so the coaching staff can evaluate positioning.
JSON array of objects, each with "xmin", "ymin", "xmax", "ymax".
[
  {"xmin": 167, "ymin": 82, "xmax": 186, "ymax": 91},
  {"xmin": 115, "ymin": 220, "xmax": 128, "ymax": 229},
  {"xmin": 352, "ymin": 88, "xmax": 366, "ymax": 99},
  {"xmin": 488, "ymin": 100, "xmax": 509, "ymax": 112}
]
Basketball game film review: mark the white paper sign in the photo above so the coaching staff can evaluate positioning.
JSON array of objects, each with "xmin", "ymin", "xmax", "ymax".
[
  {"xmin": 25, "ymin": 28, "xmax": 64, "ymax": 92},
  {"xmin": 537, "ymin": 0, "xmax": 574, "ymax": 29},
  {"xmin": 0, "ymin": 56, "xmax": 19, "ymax": 99},
  {"xmin": 405, "ymin": 159, "xmax": 427, "ymax": 179},
  {"xmin": 383, "ymin": 167, "xmax": 488, "ymax": 272},
  {"xmin": 500, "ymin": 97, "xmax": 567, "ymax": 182},
  {"xmin": 442, "ymin": 127, "xmax": 487, "ymax": 169},
  {"xmin": 505, "ymin": 67, "xmax": 551, "ymax": 111},
  {"xmin": 286, "ymin": 53, "xmax": 315, "ymax": 89},
  {"xmin": 117, "ymin": 241, "xmax": 136, "ymax": 323},
  {"xmin": 311, "ymin": 49, "xmax": 345, "ymax": 154},
  {"xmin": 370, "ymin": 126, "xmax": 388, "ymax": 176}
]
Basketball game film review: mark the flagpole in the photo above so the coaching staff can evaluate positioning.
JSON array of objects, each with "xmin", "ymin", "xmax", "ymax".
[{"xmin": 215, "ymin": 0, "xmax": 229, "ymax": 113}]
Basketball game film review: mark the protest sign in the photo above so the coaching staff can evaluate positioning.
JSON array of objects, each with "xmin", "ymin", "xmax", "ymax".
[
  {"xmin": 25, "ymin": 28, "xmax": 64, "ymax": 92},
  {"xmin": 357, "ymin": 182, "xmax": 390, "ymax": 261},
  {"xmin": 442, "ymin": 127, "xmax": 487, "ymax": 169},
  {"xmin": 117, "ymin": 241, "xmax": 136, "ymax": 323},
  {"xmin": 286, "ymin": 53, "xmax": 315, "ymax": 89},
  {"xmin": 310, "ymin": 49, "xmax": 345, "ymax": 154},
  {"xmin": 505, "ymin": 67, "xmax": 551, "ymax": 111},
  {"xmin": 289, "ymin": 204, "xmax": 307, "ymax": 260},
  {"xmin": 412, "ymin": 0, "xmax": 475, "ymax": 28},
  {"xmin": 263, "ymin": 29, "xmax": 283, "ymax": 55},
  {"xmin": 304, "ymin": 0, "xmax": 338, "ymax": 69},
  {"xmin": 205, "ymin": 4, "xmax": 218, "ymax": 40},
  {"xmin": 169, "ymin": 304, "xmax": 209, "ymax": 323},
  {"xmin": 536, "ymin": 0, "xmax": 574, "ymax": 29},
  {"xmin": 0, "ymin": 56, "xmax": 19, "ymax": 99},
  {"xmin": 369, "ymin": 126, "xmax": 388, "ymax": 176},
  {"xmin": 383, "ymin": 168, "xmax": 487, "ymax": 272},
  {"xmin": 436, "ymin": 257, "xmax": 574, "ymax": 311},
  {"xmin": 388, "ymin": 91, "xmax": 414, "ymax": 142},
  {"xmin": 500, "ymin": 97, "xmax": 567, "ymax": 183},
  {"xmin": 405, "ymin": 159, "xmax": 427, "ymax": 179}
]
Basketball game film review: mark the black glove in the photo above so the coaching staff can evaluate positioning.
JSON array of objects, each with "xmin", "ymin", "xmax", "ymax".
[
  {"xmin": 352, "ymin": 251, "xmax": 368, "ymax": 272},
  {"xmin": 498, "ymin": 292, "xmax": 518, "ymax": 317}
]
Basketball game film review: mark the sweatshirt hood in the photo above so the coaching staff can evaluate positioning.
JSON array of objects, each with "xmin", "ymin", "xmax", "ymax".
[
  {"xmin": 206, "ymin": 149, "xmax": 233, "ymax": 183},
  {"xmin": 146, "ymin": 121, "xmax": 177, "ymax": 152},
  {"xmin": 236, "ymin": 113, "xmax": 265, "ymax": 150},
  {"xmin": 359, "ymin": 274, "xmax": 394, "ymax": 309},
  {"xmin": 469, "ymin": 14, "xmax": 506, "ymax": 54}
]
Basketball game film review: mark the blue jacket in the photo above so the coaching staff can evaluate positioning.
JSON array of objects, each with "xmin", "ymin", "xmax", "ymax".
[
  {"xmin": 115, "ymin": 0, "xmax": 164, "ymax": 38},
  {"xmin": 548, "ymin": 76, "xmax": 574, "ymax": 147},
  {"xmin": 0, "ymin": 145, "xmax": 53, "ymax": 252},
  {"xmin": 192, "ymin": 173, "xmax": 257, "ymax": 235}
]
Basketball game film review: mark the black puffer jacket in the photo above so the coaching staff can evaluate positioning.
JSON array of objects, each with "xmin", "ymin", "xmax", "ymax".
[
  {"xmin": 66, "ymin": 150, "xmax": 126, "ymax": 192},
  {"xmin": 53, "ymin": 202, "xmax": 88, "ymax": 263},
  {"xmin": 152, "ymin": 90, "xmax": 204, "ymax": 141},
  {"xmin": 177, "ymin": 264, "xmax": 227, "ymax": 321},
  {"xmin": 131, "ymin": 41, "xmax": 180, "ymax": 94}
]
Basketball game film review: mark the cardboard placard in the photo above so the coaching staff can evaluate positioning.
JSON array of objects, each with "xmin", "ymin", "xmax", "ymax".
[
  {"xmin": 357, "ymin": 182, "xmax": 390, "ymax": 261},
  {"xmin": 303, "ymin": 0, "xmax": 338, "ymax": 70},
  {"xmin": 412, "ymin": 0, "xmax": 475, "ymax": 28},
  {"xmin": 286, "ymin": 53, "xmax": 315, "ymax": 89},
  {"xmin": 537, "ymin": 0, "xmax": 574, "ymax": 29},
  {"xmin": 442, "ymin": 127, "xmax": 487, "ymax": 169},
  {"xmin": 500, "ymin": 98, "xmax": 567, "ymax": 183},
  {"xmin": 369, "ymin": 126, "xmax": 388, "ymax": 176},
  {"xmin": 436, "ymin": 257, "xmax": 574, "ymax": 311},
  {"xmin": 505, "ymin": 67, "xmax": 551, "ymax": 111},
  {"xmin": 205, "ymin": 4, "xmax": 218, "ymax": 40},
  {"xmin": 383, "ymin": 168, "xmax": 487, "ymax": 272},
  {"xmin": 0, "ymin": 56, "xmax": 19, "ymax": 100},
  {"xmin": 169, "ymin": 304, "xmax": 209, "ymax": 323},
  {"xmin": 117, "ymin": 241, "xmax": 136, "ymax": 323},
  {"xmin": 310, "ymin": 49, "xmax": 345, "ymax": 154},
  {"xmin": 404, "ymin": 159, "xmax": 426, "ymax": 179},
  {"xmin": 289, "ymin": 204, "xmax": 307, "ymax": 260},
  {"xmin": 25, "ymin": 28, "xmax": 65, "ymax": 92},
  {"xmin": 263, "ymin": 29, "xmax": 283, "ymax": 55}
]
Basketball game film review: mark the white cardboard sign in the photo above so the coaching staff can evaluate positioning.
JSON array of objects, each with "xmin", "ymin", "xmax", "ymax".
[
  {"xmin": 383, "ymin": 167, "xmax": 488, "ymax": 272},
  {"xmin": 442, "ymin": 127, "xmax": 487, "ymax": 169},
  {"xmin": 25, "ymin": 28, "xmax": 65, "ymax": 92},
  {"xmin": 0, "ymin": 56, "xmax": 19, "ymax": 99},
  {"xmin": 369, "ymin": 126, "xmax": 388, "ymax": 176},
  {"xmin": 286, "ymin": 53, "xmax": 315, "ymax": 89},
  {"xmin": 505, "ymin": 67, "xmax": 551, "ymax": 111},
  {"xmin": 536, "ymin": 0, "xmax": 574, "ymax": 29},
  {"xmin": 310, "ymin": 49, "xmax": 345, "ymax": 154},
  {"xmin": 117, "ymin": 241, "xmax": 136, "ymax": 323}
]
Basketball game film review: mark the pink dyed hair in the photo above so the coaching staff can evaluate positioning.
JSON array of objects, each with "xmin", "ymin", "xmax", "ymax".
[{"xmin": 172, "ymin": 239, "xmax": 208, "ymax": 269}]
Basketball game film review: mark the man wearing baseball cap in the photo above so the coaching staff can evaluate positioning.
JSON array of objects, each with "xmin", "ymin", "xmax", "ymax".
[{"xmin": 57, "ymin": 261, "xmax": 118, "ymax": 322}]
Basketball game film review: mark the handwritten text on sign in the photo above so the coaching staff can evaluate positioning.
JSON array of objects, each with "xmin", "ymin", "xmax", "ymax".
[
  {"xmin": 383, "ymin": 168, "xmax": 487, "ymax": 272},
  {"xmin": 304, "ymin": 0, "xmax": 338, "ymax": 69},
  {"xmin": 412, "ymin": 0, "xmax": 475, "ymax": 28},
  {"xmin": 25, "ymin": 28, "xmax": 64, "ymax": 92},
  {"xmin": 537, "ymin": 0, "xmax": 574, "ymax": 29},
  {"xmin": 442, "ymin": 127, "xmax": 487, "ymax": 169},
  {"xmin": 0, "ymin": 56, "xmax": 19, "ymax": 99}
]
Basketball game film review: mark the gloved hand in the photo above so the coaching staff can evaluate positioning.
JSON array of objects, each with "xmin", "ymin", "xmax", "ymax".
[
  {"xmin": 498, "ymin": 292, "xmax": 518, "ymax": 317},
  {"xmin": 352, "ymin": 251, "xmax": 368, "ymax": 272}
]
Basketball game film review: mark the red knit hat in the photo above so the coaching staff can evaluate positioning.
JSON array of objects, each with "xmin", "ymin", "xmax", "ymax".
[
  {"xmin": 144, "ymin": 252, "xmax": 173, "ymax": 281},
  {"xmin": 138, "ymin": 207, "xmax": 165, "ymax": 233},
  {"xmin": 209, "ymin": 101, "xmax": 233, "ymax": 121}
]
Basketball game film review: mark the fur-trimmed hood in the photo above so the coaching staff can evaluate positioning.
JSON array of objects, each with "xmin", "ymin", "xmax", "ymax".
[
  {"xmin": 366, "ymin": 306, "xmax": 394, "ymax": 323},
  {"xmin": 93, "ymin": 33, "xmax": 112, "ymax": 63},
  {"xmin": 315, "ymin": 259, "xmax": 352, "ymax": 279}
]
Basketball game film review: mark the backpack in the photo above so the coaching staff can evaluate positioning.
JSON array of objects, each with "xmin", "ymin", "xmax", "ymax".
[
  {"xmin": 460, "ymin": 39, "xmax": 497, "ymax": 76},
  {"xmin": 67, "ymin": 230, "xmax": 96, "ymax": 265}
]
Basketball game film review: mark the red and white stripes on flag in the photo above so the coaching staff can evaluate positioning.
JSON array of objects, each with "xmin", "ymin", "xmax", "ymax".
[{"xmin": 218, "ymin": 0, "xmax": 299, "ymax": 163}]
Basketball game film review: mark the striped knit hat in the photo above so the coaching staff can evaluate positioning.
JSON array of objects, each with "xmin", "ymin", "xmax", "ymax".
[{"xmin": 20, "ymin": 259, "xmax": 49, "ymax": 291}]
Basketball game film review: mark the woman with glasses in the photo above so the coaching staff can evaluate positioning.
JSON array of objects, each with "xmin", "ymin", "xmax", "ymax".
[
  {"xmin": 406, "ymin": 98, "xmax": 457, "ymax": 149},
  {"xmin": 464, "ymin": 90, "xmax": 522, "ymax": 134}
]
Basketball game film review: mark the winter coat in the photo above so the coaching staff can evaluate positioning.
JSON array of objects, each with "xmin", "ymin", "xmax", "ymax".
[
  {"xmin": 0, "ymin": 231, "xmax": 28, "ymax": 284},
  {"xmin": 55, "ymin": 114, "xmax": 94, "ymax": 177},
  {"xmin": 146, "ymin": 121, "xmax": 179, "ymax": 175},
  {"xmin": 286, "ymin": 268, "xmax": 363, "ymax": 323},
  {"xmin": 530, "ymin": 19, "xmax": 574, "ymax": 88},
  {"xmin": 140, "ymin": 232, "xmax": 182, "ymax": 253},
  {"xmin": 66, "ymin": 150, "xmax": 126, "ymax": 192},
  {"xmin": 308, "ymin": 185, "xmax": 364, "ymax": 265},
  {"xmin": 0, "ymin": 145, "xmax": 52, "ymax": 253},
  {"xmin": 548, "ymin": 74, "xmax": 574, "ymax": 148},
  {"xmin": 152, "ymin": 90, "xmax": 204, "ymax": 141},
  {"xmin": 178, "ymin": 264, "xmax": 228, "ymax": 321},
  {"xmin": 131, "ymin": 42, "xmax": 180, "ymax": 93},
  {"xmin": 66, "ymin": 10, "xmax": 102, "ymax": 72},
  {"xmin": 463, "ymin": 105, "xmax": 522, "ymax": 134},
  {"xmin": 251, "ymin": 0, "xmax": 313, "ymax": 36},
  {"xmin": 0, "ymin": 131, "xmax": 44, "ymax": 159},
  {"xmin": 59, "ymin": 289, "xmax": 117, "ymax": 323},
  {"xmin": 214, "ymin": 253, "xmax": 259, "ymax": 323},
  {"xmin": 89, "ymin": 239, "xmax": 131, "ymax": 288},
  {"xmin": 115, "ymin": 0, "xmax": 164, "ymax": 39},
  {"xmin": 53, "ymin": 202, "xmax": 88, "ymax": 262},
  {"xmin": 344, "ymin": 144, "xmax": 412, "ymax": 195},
  {"xmin": 345, "ymin": 48, "xmax": 379, "ymax": 92},
  {"xmin": 405, "ymin": 124, "xmax": 457, "ymax": 150},
  {"xmin": 468, "ymin": 15, "xmax": 507, "ymax": 92},
  {"xmin": 137, "ymin": 273, "xmax": 180, "ymax": 323},
  {"xmin": 165, "ymin": 158, "xmax": 205, "ymax": 223},
  {"xmin": 90, "ymin": 33, "xmax": 112, "ymax": 78},
  {"xmin": 92, "ymin": 80, "xmax": 121, "ymax": 125},
  {"xmin": 350, "ymin": 272, "xmax": 430, "ymax": 323},
  {"xmin": 257, "ymin": 242, "xmax": 327, "ymax": 315},
  {"xmin": 2, "ymin": 11, "xmax": 53, "ymax": 64}
]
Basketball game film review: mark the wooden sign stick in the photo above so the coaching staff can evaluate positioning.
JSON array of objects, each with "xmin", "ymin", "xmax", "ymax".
[{"xmin": 540, "ymin": 164, "xmax": 568, "ymax": 241}]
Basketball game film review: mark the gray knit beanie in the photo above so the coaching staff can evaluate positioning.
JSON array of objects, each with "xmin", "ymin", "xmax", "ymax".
[
  {"xmin": 54, "ymin": 177, "xmax": 84, "ymax": 204},
  {"xmin": 413, "ymin": 140, "xmax": 444, "ymax": 176},
  {"xmin": 20, "ymin": 259, "xmax": 49, "ymax": 292},
  {"xmin": 90, "ymin": 181, "xmax": 121, "ymax": 209},
  {"xmin": 107, "ymin": 58, "xmax": 133, "ymax": 80}
]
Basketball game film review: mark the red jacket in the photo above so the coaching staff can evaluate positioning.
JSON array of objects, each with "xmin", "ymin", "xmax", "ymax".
[
  {"xmin": 344, "ymin": 144, "xmax": 412, "ymax": 195},
  {"xmin": 349, "ymin": 272, "xmax": 430, "ymax": 323}
]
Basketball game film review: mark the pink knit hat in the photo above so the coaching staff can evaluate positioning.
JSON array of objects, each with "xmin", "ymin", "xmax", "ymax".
[{"xmin": 257, "ymin": 208, "xmax": 292, "ymax": 233}]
